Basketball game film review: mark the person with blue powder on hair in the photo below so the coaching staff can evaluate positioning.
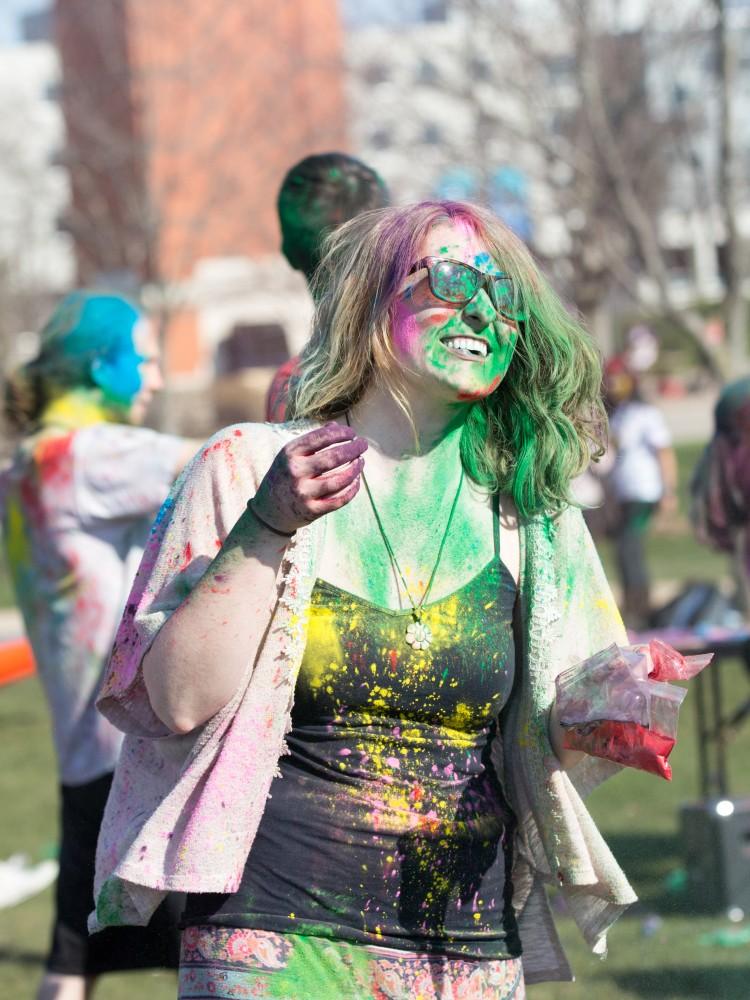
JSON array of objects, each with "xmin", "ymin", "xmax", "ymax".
[{"xmin": 1, "ymin": 291, "xmax": 199, "ymax": 1000}]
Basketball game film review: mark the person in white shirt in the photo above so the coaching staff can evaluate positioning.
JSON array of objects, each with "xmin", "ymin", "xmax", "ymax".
[
  {"xmin": 1, "ymin": 291, "xmax": 199, "ymax": 1000},
  {"xmin": 604, "ymin": 356, "xmax": 678, "ymax": 627}
]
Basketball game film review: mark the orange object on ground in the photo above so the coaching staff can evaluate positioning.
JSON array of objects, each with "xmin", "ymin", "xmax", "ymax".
[{"xmin": 0, "ymin": 639, "xmax": 36, "ymax": 686}]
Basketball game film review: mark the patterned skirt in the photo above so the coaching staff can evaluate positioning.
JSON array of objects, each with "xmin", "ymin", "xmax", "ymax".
[{"xmin": 178, "ymin": 926, "xmax": 525, "ymax": 1000}]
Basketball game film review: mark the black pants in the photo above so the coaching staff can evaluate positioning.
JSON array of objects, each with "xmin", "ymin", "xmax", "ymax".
[
  {"xmin": 48, "ymin": 772, "xmax": 182, "ymax": 976},
  {"xmin": 612, "ymin": 500, "xmax": 657, "ymax": 626}
]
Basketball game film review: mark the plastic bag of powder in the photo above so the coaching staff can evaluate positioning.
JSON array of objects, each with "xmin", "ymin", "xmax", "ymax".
[{"xmin": 556, "ymin": 641, "xmax": 707, "ymax": 780}]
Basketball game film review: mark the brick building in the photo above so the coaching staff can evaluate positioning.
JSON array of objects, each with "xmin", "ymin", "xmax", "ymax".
[{"xmin": 54, "ymin": 0, "xmax": 347, "ymax": 416}]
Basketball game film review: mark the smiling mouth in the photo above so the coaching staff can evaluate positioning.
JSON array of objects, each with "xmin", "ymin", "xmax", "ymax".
[{"xmin": 441, "ymin": 336, "xmax": 490, "ymax": 360}]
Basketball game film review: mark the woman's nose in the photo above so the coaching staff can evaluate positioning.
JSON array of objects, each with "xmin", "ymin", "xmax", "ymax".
[{"xmin": 461, "ymin": 288, "xmax": 497, "ymax": 331}]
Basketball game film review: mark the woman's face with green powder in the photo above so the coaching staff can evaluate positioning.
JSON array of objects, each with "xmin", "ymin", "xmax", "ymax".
[{"xmin": 390, "ymin": 220, "xmax": 519, "ymax": 404}]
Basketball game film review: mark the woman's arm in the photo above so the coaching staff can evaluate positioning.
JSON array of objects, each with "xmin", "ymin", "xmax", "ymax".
[
  {"xmin": 143, "ymin": 510, "xmax": 288, "ymax": 733},
  {"xmin": 143, "ymin": 422, "xmax": 367, "ymax": 733}
]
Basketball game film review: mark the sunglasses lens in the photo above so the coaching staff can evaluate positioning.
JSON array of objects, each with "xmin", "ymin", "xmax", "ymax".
[
  {"xmin": 430, "ymin": 260, "xmax": 479, "ymax": 303},
  {"xmin": 492, "ymin": 277, "xmax": 525, "ymax": 321}
]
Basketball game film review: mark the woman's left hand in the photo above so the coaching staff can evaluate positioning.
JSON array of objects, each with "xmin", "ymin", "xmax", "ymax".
[{"xmin": 251, "ymin": 422, "xmax": 368, "ymax": 535}]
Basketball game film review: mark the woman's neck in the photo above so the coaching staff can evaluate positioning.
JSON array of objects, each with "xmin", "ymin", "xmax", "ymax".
[
  {"xmin": 40, "ymin": 389, "xmax": 119, "ymax": 431},
  {"xmin": 348, "ymin": 383, "xmax": 469, "ymax": 462}
]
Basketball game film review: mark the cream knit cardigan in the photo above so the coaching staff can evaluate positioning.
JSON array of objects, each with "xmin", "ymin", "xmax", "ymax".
[{"xmin": 91, "ymin": 422, "xmax": 636, "ymax": 984}]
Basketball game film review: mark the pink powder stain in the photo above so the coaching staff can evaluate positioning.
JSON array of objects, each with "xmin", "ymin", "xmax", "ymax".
[
  {"xmin": 201, "ymin": 437, "xmax": 232, "ymax": 459},
  {"xmin": 390, "ymin": 301, "xmax": 422, "ymax": 355},
  {"xmin": 457, "ymin": 373, "xmax": 504, "ymax": 402},
  {"xmin": 177, "ymin": 541, "xmax": 193, "ymax": 572},
  {"xmin": 385, "ymin": 756, "xmax": 400, "ymax": 768},
  {"xmin": 37, "ymin": 433, "xmax": 75, "ymax": 488},
  {"xmin": 233, "ymin": 429, "xmax": 243, "ymax": 436}
]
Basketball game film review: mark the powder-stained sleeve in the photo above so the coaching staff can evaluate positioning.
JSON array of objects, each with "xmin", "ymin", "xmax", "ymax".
[
  {"xmin": 554, "ymin": 506, "xmax": 628, "ymax": 796},
  {"xmin": 74, "ymin": 424, "xmax": 187, "ymax": 523},
  {"xmin": 96, "ymin": 424, "xmax": 264, "ymax": 738},
  {"xmin": 498, "ymin": 505, "xmax": 635, "ymax": 981}
]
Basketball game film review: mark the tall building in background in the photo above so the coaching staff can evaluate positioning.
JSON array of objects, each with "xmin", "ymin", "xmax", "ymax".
[{"xmin": 54, "ymin": 0, "xmax": 347, "ymax": 412}]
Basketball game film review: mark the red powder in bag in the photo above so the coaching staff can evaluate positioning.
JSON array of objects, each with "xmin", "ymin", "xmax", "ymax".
[
  {"xmin": 562, "ymin": 720, "xmax": 676, "ymax": 780},
  {"xmin": 644, "ymin": 639, "xmax": 713, "ymax": 682}
]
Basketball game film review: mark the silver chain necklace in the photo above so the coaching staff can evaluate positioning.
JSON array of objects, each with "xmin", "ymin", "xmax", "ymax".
[{"xmin": 347, "ymin": 415, "xmax": 464, "ymax": 650}]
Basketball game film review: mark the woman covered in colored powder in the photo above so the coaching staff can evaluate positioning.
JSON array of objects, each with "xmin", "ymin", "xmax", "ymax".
[
  {"xmin": 93, "ymin": 203, "xmax": 638, "ymax": 998},
  {"xmin": 0, "ymin": 292, "xmax": 197, "ymax": 1000}
]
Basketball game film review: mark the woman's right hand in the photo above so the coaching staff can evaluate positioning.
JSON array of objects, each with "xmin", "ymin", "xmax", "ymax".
[{"xmin": 250, "ymin": 422, "xmax": 367, "ymax": 535}]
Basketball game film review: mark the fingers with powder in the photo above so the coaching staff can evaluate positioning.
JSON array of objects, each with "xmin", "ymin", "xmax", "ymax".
[{"xmin": 251, "ymin": 422, "xmax": 367, "ymax": 534}]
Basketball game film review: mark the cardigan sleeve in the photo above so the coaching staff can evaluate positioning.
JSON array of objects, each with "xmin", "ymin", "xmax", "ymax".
[
  {"xmin": 552, "ymin": 505, "xmax": 630, "ymax": 797},
  {"xmin": 557, "ymin": 505, "xmax": 627, "ymax": 663},
  {"xmin": 97, "ymin": 424, "xmax": 266, "ymax": 738}
]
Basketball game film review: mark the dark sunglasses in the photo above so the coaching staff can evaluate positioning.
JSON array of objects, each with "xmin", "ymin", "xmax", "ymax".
[{"xmin": 407, "ymin": 257, "xmax": 524, "ymax": 323}]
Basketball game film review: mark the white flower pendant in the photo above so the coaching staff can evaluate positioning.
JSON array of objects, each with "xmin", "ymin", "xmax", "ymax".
[{"xmin": 405, "ymin": 618, "xmax": 432, "ymax": 650}]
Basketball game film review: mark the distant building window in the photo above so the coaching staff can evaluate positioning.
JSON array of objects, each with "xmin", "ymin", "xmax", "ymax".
[
  {"xmin": 702, "ymin": 47, "xmax": 719, "ymax": 75},
  {"xmin": 423, "ymin": 0, "xmax": 448, "ymax": 21},
  {"xmin": 362, "ymin": 62, "xmax": 389, "ymax": 85},
  {"xmin": 216, "ymin": 323, "xmax": 289, "ymax": 374},
  {"xmin": 417, "ymin": 59, "xmax": 440, "ymax": 84},
  {"xmin": 370, "ymin": 128, "xmax": 392, "ymax": 150},
  {"xmin": 663, "ymin": 246, "xmax": 693, "ymax": 279},
  {"xmin": 717, "ymin": 242, "xmax": 730, "ymax": 286},
  {"xmin": 547, "ymin": 54, "xmax": 576, "ymax": 84},
  {"xmin": 422, "ymin": 123, "xmax": 442, "ymax": 144},
  {"xmin": 21, "ymin": 10, "xmax": 53, "ymax": 43},
  {"xmin": 468, "ymin": 57, "xmax": 491, "ymax": 81}
]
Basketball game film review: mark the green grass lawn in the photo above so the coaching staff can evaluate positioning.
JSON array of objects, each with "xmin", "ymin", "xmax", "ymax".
[
  {"xmin": 596, "ymin": 440, "xmax": 730, "ymax": 591},
  {"xmin": 2, "ymin": 440, "xmax": 749, "ymax": 998},
  {"xmin": 2, "ymin": 662, "xmax": 749, "ymax": 998},
  {"xmin": 0, "ymin": 552, "xmax": 15, "ymax": 611}
]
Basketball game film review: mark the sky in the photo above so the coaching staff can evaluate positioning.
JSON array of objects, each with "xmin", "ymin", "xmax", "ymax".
[
  {"xmin": 0, "ymin": 1, "xmax": 439, "ymax": 46},
  {"xmin": 340, "ymin": 0, "xmax": 428, "ymax": 26},
  {"xmin": 3, "ymin": 0, "xmax": 750, "ymax": 44}
]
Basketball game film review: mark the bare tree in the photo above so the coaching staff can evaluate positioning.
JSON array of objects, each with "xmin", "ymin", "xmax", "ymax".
[
  {"xmin": 458, "ymin": 0, "xmax": 747, "ymax": 377},
  {"xmin": 713, "ymin": 0, "xmax": 748, "ymax": 371}
]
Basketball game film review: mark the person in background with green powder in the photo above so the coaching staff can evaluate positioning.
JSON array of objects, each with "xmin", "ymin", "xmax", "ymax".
[
  {"xmin": 1, "ymin": 291, "xmax": 199, "ymax": 1000},
  {"xmin": 265, "ymin": 151, "xmax": 390, "ymax": 421},
  {"xmin": 92, "ymin": 202, "xmax": 637, "ymax": 998}
]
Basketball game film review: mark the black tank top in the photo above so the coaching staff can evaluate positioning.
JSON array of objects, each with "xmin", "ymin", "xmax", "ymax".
[{"xmin": 183, "ymin": 496, "xmax": 521, "ymax": 960}]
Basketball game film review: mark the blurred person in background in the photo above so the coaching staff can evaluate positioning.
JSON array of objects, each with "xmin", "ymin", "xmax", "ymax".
[
  {"xmin": 569, "ymin": 449, "xmax": 614, "ymax": 542},
  {"xmin": 690, "ymin": 376, "xmax": 750, "ymax": 614},
  {"xmin": 265, "ymin": 151, "xmax": 390, "ymax": 421},
  {"xmin": 91, "ymin": 202, "xmax": 637, "ymax": 999},
  {"xmin": 0, "ymin": 291, "xmax": 199, "ymax": 1000},
  {"xmin": 604, "ymin": 355, "xmax": 678, "ymax": 628}
]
